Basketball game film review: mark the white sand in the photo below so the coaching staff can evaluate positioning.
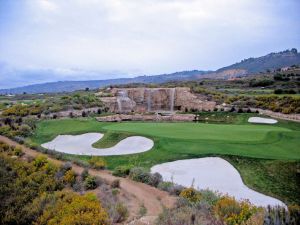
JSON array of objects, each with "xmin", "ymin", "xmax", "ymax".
[
  {"xmin": 42, "ymin": 133, "xmax": 154, "ymax": 156},
  {"xmin": 151, "ymin": 157, "xmax": 286, "ymax": 207},
  {"xmin": 248, "ymin": 117, "xmax": 278, "ymax": 124}
]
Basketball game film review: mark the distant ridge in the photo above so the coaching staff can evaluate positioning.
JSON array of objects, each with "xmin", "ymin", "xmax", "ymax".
[
  {"xmin": 0, "ymin": 70, "xmax": 209, "ymax": 94},
  {"xmin": 217, "ymin": 48, "xmax": 300, "ymax": 73},
  {"xmin": 1, "ymin": 49, "xmax": 299, "ymax": 94}
]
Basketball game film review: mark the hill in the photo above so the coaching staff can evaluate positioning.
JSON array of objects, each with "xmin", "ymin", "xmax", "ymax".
[
  {"xmin": 217, "ymin": 48, "xmax": 300, "ymax": 74},
  {"xmin": 1, "ymin": 49, "xmax": 299, "ymax": 94}
]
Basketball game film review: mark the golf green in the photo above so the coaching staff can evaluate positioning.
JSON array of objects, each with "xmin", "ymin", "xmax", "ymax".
[
  {"xmin": 102, "ymin": 122, "xmax": 290, "ymax": 142},
  {"xmin": 30, "ymin": 117, "xmax": 300, "ymax": 162}
]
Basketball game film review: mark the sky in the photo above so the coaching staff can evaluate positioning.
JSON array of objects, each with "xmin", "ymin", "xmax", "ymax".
[{"xmin": 0, "ymin": 0, "xmax": 299, "ymax": 89}]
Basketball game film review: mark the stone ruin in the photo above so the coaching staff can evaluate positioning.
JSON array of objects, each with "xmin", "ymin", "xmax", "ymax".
[{"xmin": 99, "ymin": 87, "xmax": 216, "ymax": 113}]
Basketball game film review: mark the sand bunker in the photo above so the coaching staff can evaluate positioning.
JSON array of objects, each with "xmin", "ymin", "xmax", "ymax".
[
  {"xmin": 151, "ymin": 157, "xmax": 285, "ymax": 207},
  {"xmin": 248, "ymin": 117, "xmax": 278, "ymax": 124},
  {"xmin": 42, "ymin": 133, "xmax": 154, "ymax": 156}
]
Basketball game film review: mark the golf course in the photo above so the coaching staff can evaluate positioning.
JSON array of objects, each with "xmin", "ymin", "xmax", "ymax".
[{"xmin": 28, "ymin": 113, "xmax": 300, "ymax": 204}]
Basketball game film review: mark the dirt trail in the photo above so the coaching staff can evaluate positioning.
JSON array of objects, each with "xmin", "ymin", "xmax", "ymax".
[{"xmin": 0, "ymin": 135, "xmax": 176, "ymax": 218}]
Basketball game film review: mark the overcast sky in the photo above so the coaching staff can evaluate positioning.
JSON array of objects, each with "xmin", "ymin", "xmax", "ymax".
[{"xmin": 0, "ymin": 0, "xmax": 299, "ymax": 89}]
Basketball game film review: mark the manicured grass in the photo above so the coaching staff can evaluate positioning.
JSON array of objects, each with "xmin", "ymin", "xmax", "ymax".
[
  {"xmin": 30, "ymin": 118, "xmax": 108, "ymax": 144},
  {"xmin": 30, "ymin": 115, "xmax": 300, "ymax": 162},
  {"xmin": 102, "ymin": 122, "xmax": 290, "ymax": 142},
  {"xmin": 29, "ymin": 113, "xmax": 300, "ymax": 204},
  {"xmin": 92, "ymin": 131, "xmax": 132, "ymax": 148},
  {"xmin": 225, "ymin": 156, "xmax": 300, "ymax": 204}
]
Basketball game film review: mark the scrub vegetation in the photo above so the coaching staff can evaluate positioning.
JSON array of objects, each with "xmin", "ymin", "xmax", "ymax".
[{"xmin": 0, "ymin": 142, "xmax": 110, "ymax": 225}]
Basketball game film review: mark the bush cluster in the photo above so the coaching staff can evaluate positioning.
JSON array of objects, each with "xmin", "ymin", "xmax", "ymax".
[
  {"xmin": 0, "ymin": 143, "xmax": 109, "ymax": 224},
  {"xmin": 128, "ymin": 167, "xmax": 163, "ymax": 187},
  {"xmin": 214, "ymin": 196, "xmax": 258, "ymax": 225},
  {"xmin": 179, "ymin": 187, "xmax": 202, "ymax": 204},
  {"xmin": 112, "ymin": 164, "xmax": 134, "ymax": 177},
  {"xmin": 228, "ymin": 95, "xmax": 300, "ymax": 114},
  {"xmin": 88, "ymin": 156, "xmax": 107, "ymax": 169}
]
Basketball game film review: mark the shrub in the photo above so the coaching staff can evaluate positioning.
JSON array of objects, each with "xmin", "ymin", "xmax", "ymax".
[
  {"xmin": 13, "ymin": 146, "xmax": 23, "ymax": 156},
  {"xmin": 33, "ymin": 155, "xmax": 48, "ymax": 168},
  {"xmin": 63, "ymin": 170, "xmax": 76, "ymax": 185},
  {"xmin": 43, "ymin": 161, "xmax": 58, "ymax": 175},
  {"xmin": 84, "ymin": 175, "xmax": 98, "ymax": 190},
  {"xmin": 88, "ymin": 156, "xmax": 107, "ymax": 169},
  {"xmin": 249, "ymin": 79, "xmax": 274, "ymax": 87},
  {"xmin": 81, "ymin": 168, "xmax": 89, "ymax": 180},
  {"xmin": 274, "ymin": 89, "xmax": 283, "ymax": 94},
  {"xmin": 60, "ymin": 161, "xmax": 72, "ymax": 173},
  {"xmin": 169, "ymin": 184, "xmax": 185, "ymax": 196},
  {"xmin": 264, "ymin": 205, "xmax": 300, "ymax": 225},
  {"xmin": 288, "ymin": 204, "xmax": 300, "ymax": 225},
  {"xmin": 13, "ymin": 136, "xmax": 25, "ymax": 144},
  {"xmin": 138, "ymin": 204, "xmax": 147, "ymax": 217},
  {"xmin": 111, "ymin": 179, "xmax": 120, "ymax": 188},
  {"xmin": 72, "ymin": 179, "xmax": 83, "ymax": 192},
  {"xmin": 129, "ymin": 167, "xmax": 151, "ymax": 184},
  {"xmin": 19, "ymin": 124, "xmax": 32, "ymax": 137},
  {"xmin": 158, "ymin": 181, "xmax": 174, "ymax": 192},
  {"xmin": 36, "ymin": 191, "xmax": 109, "ymax": 225},
  {"xmin": 282, "ymin": 107, "xmax": 293, "ymax": 114},
  {"xmin": 179, "ymin": 188, "xmax": 201, "ymax": 203},
  {"xmin": 237, "ymin": 108, "xmax": 244, "ymax": 113},
  {"xmin": 156, "ymin": 204, "xmax": 219, "ymax": 225},
  {"xmin": 148, "ymin": 172, "xmax": 163, "ymax": 187},
  {"xmin": 111, "ymin": 188, "xmax": 119, "ymax": 196},
  {"xmin": 214, "ymin": 196, "xmax": 257, "ymax": 225},
  {"xmin": 113, "ymin": 202, "xmax": 129, "ymax": 223},
  {"xmin": 112, "ymin": 164, "xmax": 134, "ymax": 177},
  {"xmin": 287, "ymin": 89, "xmax": 297, "ymax": 94},
  {"xmin": 199, "ymin": 189, "xmax": 220, "ymax": 208}
]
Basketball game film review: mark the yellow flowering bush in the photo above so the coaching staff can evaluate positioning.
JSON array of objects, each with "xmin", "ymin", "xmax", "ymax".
[
  {"xmin": 88, "ymin": 156, "xmax": 107, "ymax": 169},
  {"xmin": 179, "ymin": 187, "xmax": 201, "ymax": 203},
  {"xmin": 214, "ymin": 196, "xmax": 257, "ymax": 225},
  {"xmin": 36, "ymin": 191, "xmax": 109, "ymax": 225},
  {"xmin": 63, "ymin": 169, "xmax": 76, "ymax": 185}
]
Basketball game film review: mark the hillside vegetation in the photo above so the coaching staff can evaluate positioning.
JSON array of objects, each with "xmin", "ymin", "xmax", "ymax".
[
  {"xmin": 0, "ymin": 142, "xmax": 109, "ymax": 225},
  {"xmin": 218, "ymin": 48, "xmax": 300, "ymax": 74}
]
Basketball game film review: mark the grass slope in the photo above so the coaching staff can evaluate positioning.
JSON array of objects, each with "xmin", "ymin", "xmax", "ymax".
[{"xmin": 225, "ymin": 156, "xmax": 300, "ymax": 205}]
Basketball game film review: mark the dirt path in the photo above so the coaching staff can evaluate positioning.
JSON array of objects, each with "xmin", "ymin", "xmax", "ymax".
[{"xmin": 0, "ymin": 135, "xmax": 176, "ymax": 219}]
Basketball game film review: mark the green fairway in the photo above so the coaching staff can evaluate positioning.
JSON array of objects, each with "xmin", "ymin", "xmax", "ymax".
[
  {"xmin": 102, "ymin": 122, "xmax": 290, "ymax": 142},
  {"xmin": 30, "ymin": 117, "xmax": 300, "ymax": 161},
  {"xmin": 28, "ymin": 115, "xmax": 300, "ymax": 204}
]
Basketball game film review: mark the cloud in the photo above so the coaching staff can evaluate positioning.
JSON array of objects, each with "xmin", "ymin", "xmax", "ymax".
[
  {"xmin": 0, "ymin": 0, "xmax": 299, "ymax": 88},
  {"xmin": 37, "ymin": 0, "xmax": 59, "ymax": 12}
]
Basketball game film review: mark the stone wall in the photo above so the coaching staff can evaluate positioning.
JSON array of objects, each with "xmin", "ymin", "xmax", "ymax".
[
  {"xmin": 100, "ymin": 87, "xmax": 216, "ymax": 113},
  {"xmin": 96, "ymin": 113, "xmax": 196, "ymax": 122}
]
